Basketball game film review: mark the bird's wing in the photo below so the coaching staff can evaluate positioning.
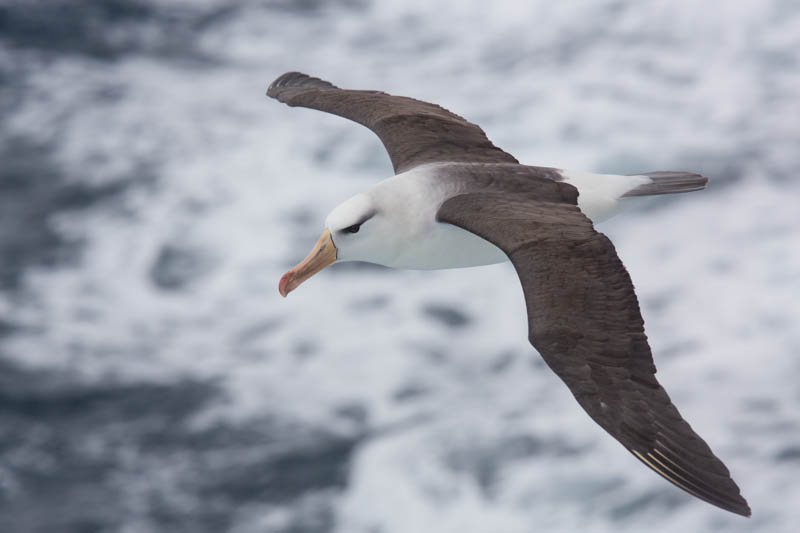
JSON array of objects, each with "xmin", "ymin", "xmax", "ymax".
[
  {"xmin": 267, "ymin": 72, "xmax": 518, "ymax": 174},
  {"xmin": 437, "ymin": 192, "xmax": 750, "ymax": 517}
]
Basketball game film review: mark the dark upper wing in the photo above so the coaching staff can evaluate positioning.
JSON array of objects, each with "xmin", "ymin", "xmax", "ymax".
[
  {"xmin": 437, "ymin": 192, "xmax": 750, "ymax": 517},
  {"xmin": 267, "ymin": 72, "xmax": 518, "ymax": 174}
]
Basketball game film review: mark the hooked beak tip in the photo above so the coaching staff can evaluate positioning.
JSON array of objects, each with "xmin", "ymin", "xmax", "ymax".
[
  {"xmin": 278, "ymin": 272, "xmax": 291, "ymax": 297},
  {"xmin": 277, "ymin": 228, "xmax": 337, "ymax": 299}
]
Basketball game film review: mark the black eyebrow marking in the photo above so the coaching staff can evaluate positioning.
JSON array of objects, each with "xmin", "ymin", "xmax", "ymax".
[
  {"xmin": 338, "ymin": 209, "xmax": 377, "ymax": 235},
  {"xmin": 353, "ymin": 209, "xmax": 377, "ymax": 227}
]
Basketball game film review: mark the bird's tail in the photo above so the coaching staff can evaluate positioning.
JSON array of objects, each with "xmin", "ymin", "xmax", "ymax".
[{"xmin": 621, "ymin": 171, "xmax": 708, "ymax": 197}]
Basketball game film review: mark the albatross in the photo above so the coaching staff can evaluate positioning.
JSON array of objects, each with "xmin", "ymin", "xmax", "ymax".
[{"xmin": 267, "ymin": 72, "xmax": 750, "ymax": 516}]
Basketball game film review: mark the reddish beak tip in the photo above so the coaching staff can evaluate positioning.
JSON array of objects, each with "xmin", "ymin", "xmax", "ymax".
[{"xmin": 278, "ymin": 273, "xmax": 291, "ymax": 298}]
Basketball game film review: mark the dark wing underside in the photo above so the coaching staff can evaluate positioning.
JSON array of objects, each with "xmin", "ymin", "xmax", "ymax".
[
  {"xmin": 437, "ymin": 192, "xmax": 750, "ymax": 517},
  {"xmin": 267, "ymin": 72, "xmax": 518, "ymax": 174}
]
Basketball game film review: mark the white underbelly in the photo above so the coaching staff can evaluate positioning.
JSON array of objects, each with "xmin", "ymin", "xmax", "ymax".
[{"xmin": 388, "ymin": 221, "xmax": 508, "ymax": 270}]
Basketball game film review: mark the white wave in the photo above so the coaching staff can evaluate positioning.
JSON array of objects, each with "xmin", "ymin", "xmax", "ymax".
[{"xmin": 1, "ymin": 0, "xmax": 799, "ymax": 530}]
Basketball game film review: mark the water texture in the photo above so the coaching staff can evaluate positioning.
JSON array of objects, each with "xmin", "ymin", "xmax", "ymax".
[{"xmin": 1, "ymin": 1, "xmax": 799, "ymax": 531}]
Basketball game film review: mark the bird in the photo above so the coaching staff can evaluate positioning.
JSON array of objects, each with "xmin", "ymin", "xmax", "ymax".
[{"xmin": 267, "ymin": 71, "xmax": 750, "ymax": 517}]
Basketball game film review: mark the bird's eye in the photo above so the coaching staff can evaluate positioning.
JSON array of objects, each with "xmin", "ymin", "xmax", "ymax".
[{"xmin": 342, "ymin": 224, "xmax": 361, "ymax": 234}]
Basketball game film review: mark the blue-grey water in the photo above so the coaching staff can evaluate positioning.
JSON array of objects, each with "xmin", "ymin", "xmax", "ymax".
[{"xmin": 1, "ymin": 1, "xmax": 799, "ymax": 532}]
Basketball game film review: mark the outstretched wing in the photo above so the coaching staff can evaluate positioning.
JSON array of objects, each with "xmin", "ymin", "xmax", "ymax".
[
  {"xmin": 267, "ymin": 72, "xmax": 518, "ymax": 174},
  {"xmin": 437, "ymin": 192, "xmax": 750, "ymax": 517}
]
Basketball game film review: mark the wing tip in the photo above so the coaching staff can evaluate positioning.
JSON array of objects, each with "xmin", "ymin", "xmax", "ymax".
[
  {"xmin": 266, "ymin": 72, "xmax": 338, "ymax": 98},
  {"xmin": 631, "ymin": 448, "xmax": 751, "ymax": 517}
]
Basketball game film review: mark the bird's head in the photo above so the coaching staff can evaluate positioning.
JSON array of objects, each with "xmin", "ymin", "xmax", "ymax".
[{"xmin": 279, "ymin": 193, "xmax": 394, "ymax": 296}]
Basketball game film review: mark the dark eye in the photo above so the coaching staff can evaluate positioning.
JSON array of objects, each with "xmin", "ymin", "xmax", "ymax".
[{"xmin": 342, "ymin": 224, "xmax": 361, "ymax": 234}]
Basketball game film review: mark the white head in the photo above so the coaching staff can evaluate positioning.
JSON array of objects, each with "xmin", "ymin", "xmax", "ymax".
[
  {"xmin": 278, "ymin": 192, "xmax": 402, "ymax": 296},
  {"xmin": 277, "ymin": 172, "xmax": 507, "ymax": 296}
]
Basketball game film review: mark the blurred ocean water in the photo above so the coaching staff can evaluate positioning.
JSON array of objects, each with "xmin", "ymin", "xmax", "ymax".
[{"xmin": 1, "ymin": 0, "xmax": 799, "ymax": 531}]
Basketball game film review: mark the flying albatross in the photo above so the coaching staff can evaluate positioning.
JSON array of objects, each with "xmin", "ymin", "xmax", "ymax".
[{"xmin": 267, "ymin": 72, "xmax": 750, "ymax": 517}]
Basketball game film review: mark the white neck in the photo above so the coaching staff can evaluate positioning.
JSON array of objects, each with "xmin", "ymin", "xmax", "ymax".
[{"xmin": 357, "ymin": 165, "xmax": 508, "ymax": 270}]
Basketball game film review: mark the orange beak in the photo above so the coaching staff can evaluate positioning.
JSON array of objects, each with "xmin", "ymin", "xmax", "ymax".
[{"xmin": 279, "ymin": 229, "xmax": 337, "ymax": 297}]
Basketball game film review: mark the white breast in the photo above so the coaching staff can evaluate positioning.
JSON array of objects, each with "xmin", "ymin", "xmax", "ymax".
[{"xmin": 393, "ymin": 219, "xmax": 508, "ymax": 269}]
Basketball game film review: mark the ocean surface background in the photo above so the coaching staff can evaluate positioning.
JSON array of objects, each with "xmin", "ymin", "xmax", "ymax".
[{"xmin": 1, "ymin": 1, "xmax": 799, "ymax": 531}]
